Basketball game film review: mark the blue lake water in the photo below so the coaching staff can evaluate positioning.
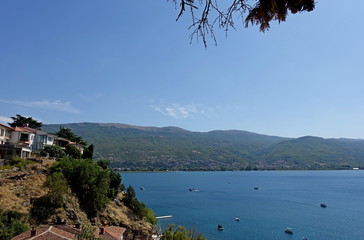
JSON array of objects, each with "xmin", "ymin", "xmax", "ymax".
[{"xmin": 121, "ymin": 171, "xmax": 364, "ymax": 240}]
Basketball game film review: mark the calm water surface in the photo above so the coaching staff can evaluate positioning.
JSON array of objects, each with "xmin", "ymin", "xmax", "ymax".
[{"xmin": 122, "ymin": 171, "xmax": 364, "ymax": 240}]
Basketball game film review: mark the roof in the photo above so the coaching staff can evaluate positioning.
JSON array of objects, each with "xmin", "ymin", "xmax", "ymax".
[
  {"xmin": 13, "ymin": 126, "xmax": 33, "ymax": 133},
  {"xmin": 12, "ymin": 225, "xmax": 126, "ymax": 240},
  {"xmin": 98, "ymin": 226, "xmax": 126, "ymax": 240},
  {"xmin": 11, "ymin": 225, "xmax": 80, "ymax": 240},
  {"xmin": 69, "ymin": 142, "xmax": 85, "ymax": 147},
  {"xmin": 0, "ymin": 123, "xmax": 12, "ymax": 130},
  {"xmin": 22, "ymin": 126, "xmax": 48, "ymax": 135}
]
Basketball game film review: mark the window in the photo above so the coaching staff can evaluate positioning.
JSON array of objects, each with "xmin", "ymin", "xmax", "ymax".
[
  {"xmin": 0, "ymin": 129, "xmax": 4, "ymax": 137},
  {"xmin": 20, "ymin": 133, "xmax": 29, "ymax": 141}
]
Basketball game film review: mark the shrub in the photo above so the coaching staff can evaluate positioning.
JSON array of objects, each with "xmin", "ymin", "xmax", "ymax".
[
  {"xmin": 40, "ymin": 145, "xmax": 66, "ymax": 159},
  {"xmin": 123, "ymin": 185, "xmax": 156, "ymax": 224},
  {"xmin": 8, "ymin": 156, "xmax": 32, "ymax": 170},
  {"xmin": 0, "ymin": 210, "xmax": 29, "ymax": 240},
  {"xmin": 52, "ymin": 158, "xmax": 110, "ymax": 218},
  {"xmin": 44, "ymin": 171, "xmax": 69, "ymax": 207},
  {"xmin": 65, "ymin": 145, "xmax": 81, "ymax": 159},
  {"xmin": 161, "ymin": 224, "xmax": 206, "ymax": 240}
]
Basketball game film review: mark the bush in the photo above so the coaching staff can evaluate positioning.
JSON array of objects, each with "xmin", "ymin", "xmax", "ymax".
[
  {"xmin": 123, "ymin": 185, "xmax": 156, "ymax": 224},
  {"xmin": 30, "ymin": 195, "xmax": 55, "ymax": 224},
  {"xmin": 44, "ymin": 171, "xmax": 69, "ymax": 207},
  {"xmin": 40, "ymin": 145, "xmax": 66, "ymax": 159},
  {"xmin": 51, "ymin": 158, "xmax": 111, "ymax": 218},
  {"xmin": 82, "ymin": 144, "xmax": 94, "ymax": 159},
  {"xmin": 161, "ymin": 224, "xmax": 206, "ymax": 240},
  {"xmin": 0, "ymin": 210, "xmax": 29, "ymax": 240},
  {"xmin": 8, "ymin": 156, "xmax": 33, "ymax": 170},
  {"xmin": 65, "ymin": 145, "xmax": 81, "ymax": 159}
]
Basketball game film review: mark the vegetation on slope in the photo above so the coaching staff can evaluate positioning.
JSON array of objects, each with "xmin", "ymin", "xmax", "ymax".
[{"xmin": 0, "ymin": 158, "xmax": 155, "ymax": 239}]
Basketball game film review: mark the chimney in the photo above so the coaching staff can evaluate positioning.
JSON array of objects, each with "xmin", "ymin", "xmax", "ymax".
[
  {"xmin": 100, "ymin": 226, "xmax": 105, "ymax": 235},
  {"xmin": 30, "ymin": 228, "xmax": 36, "ymax": 237}
]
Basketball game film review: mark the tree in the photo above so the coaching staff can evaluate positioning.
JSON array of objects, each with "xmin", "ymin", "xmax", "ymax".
[
  {"xmin": 161, "ymin": 224, "xmax": 206, "ymax": 240},
  {"xmin": 65, "ymin": 145, "xmax": 82, "ymax": 159},
  {"xmin": 8, "ymin": 114, "xmax": 43, "ymax": 129},
  {"xmin": 171, "ymin": 0, "xmax": 315, "ymax": 46},
  {"xmin": 40, "ymin": 145, "xmax": 66, "ymax": 159},
  {"xmin": 52, "ymin": 158, "xmax": 111, "ymax": 218},
  {"xmin": 82, "ymin": 144, "xmax": 94, "ymax": 159},
  {"xmin": 56, "ymin": 127, "xmax": 87, "ymax": 145}
]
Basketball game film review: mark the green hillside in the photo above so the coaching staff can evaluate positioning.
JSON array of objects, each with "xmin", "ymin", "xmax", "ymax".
[
  {"xmin": 42, "ymin": 123, "xmax": 364, "ymax": 171},
  {"xmin": 262, "ymin": 136, "xmax": 364, "ymax": 169}
]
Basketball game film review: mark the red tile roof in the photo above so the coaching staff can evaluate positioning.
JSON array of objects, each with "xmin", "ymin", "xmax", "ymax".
[
  {"xmin": 13, "ymin": 126, "xmax": 33, "ymax": 133},
  {"xmin": 11, "ymin": 226, "xmax": 79, "ymax": 240},
  {"xmin": 0, "ymin": 123, "xmax": 12, "ymax": 130},
  {"xmin": 101, "ymin": 226, "xmax": 126, "ymax": 240},
  {"xmin": 12, "ymin": 225, "xmax": 126, "ymax": 240}
]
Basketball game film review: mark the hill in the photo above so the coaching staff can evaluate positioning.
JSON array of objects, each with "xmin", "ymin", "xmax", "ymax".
[
  {"xmin": 42, "ymin": 123, "xmax": 364, "ymax": 170},
  {"xmin": 0, "ymin": 161, "xmax": 153, "ymax": 239}
]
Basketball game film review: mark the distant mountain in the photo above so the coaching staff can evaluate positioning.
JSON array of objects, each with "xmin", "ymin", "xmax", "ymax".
[{"xmin": 42, "ymin": 123, "xmax": 364, "ymax": 171}]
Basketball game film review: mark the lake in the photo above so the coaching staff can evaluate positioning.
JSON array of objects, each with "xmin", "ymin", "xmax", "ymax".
[{"xmin": 122, "ymin": 171, "xmax": 364, "ymax": 240}]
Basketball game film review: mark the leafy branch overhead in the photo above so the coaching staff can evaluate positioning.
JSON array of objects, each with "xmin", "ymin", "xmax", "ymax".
[{"xmin": 171, "ymin": 0, "xmax": 315, "ymax": 46}]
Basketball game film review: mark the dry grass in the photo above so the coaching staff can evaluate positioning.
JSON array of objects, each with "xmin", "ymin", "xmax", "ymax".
[
  {"xmin": 100, "ymin": 193, "xmax": 153, "ymax": 236},
  {"xmin": 0, "ymin": 169, "xmax": 47, "ymax": 213},
  {"xmin": 0, "ymin": 162, "xmax": 153, "ymax": 239}
]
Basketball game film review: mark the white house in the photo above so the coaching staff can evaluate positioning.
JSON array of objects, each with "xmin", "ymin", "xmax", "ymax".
[
  {"xmin": 0, "ymin": 124, "xmax": 86, "ymax": 161},
  {"xmin": 0, "ymin": 123, "xmax": 12, "ymax": 145},
  {"xmin": 22, "ymin": 126, "xmax": 56, "ymax": 151},
  {"xmin": 0, "ymin": 126, "xmax": 37, "ymax": 160}
]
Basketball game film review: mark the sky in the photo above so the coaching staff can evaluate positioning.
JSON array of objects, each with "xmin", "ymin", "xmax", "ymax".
[{"xmin": 1, "ymin": 0, "xmax": 364, "ymax": 139}]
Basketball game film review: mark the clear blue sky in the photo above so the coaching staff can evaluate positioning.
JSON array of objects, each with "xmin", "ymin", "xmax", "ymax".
[{"xmin": 1, "ymin": 0, "xmax": 364, "ymax": 139}]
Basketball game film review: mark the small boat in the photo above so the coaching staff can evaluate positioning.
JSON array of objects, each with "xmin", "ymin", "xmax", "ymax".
[
  {"xmin": 235, "ymin": 216, "xmax": 240, "ymax": 221},
  {"xmin": 140, "ymin": 187, "xmax": 145, "ymax": 190},
  {"xmin": 320, "ymin": 203, "xmax": 327, "ymax": 208},
  {"xmin": 217, "ymin": 224, "xmax": 224, "ymax": 231},
  {"xmin": 189, "ymin": 188, "xmax": 199, "ymax": 191},
  {"xmin": 254, "ymin": 187, "xmax": 259, "ymax": 190},
  {"xmin": 284, "ymin": 228, "xmax": 293, "ymax": 234}
]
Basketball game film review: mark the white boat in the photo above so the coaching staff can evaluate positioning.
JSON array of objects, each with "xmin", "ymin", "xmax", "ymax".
[{"xmin": 284, "ymin": 228, "xmax": 293, "ymax": 234}]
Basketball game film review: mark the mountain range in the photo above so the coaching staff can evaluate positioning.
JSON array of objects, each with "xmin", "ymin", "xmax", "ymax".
[{"xmin": 42, "ymin": 123, "xmax": 364, "ymax": 171}]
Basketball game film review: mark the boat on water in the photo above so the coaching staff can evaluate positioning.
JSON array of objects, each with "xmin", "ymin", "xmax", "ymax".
[
  {"xmin": 320, "ymin": 203, "xmax": 327, "ymax": 208},
  {"xmin": 284, "ymin": 228, "xmax": 293, "ymax": 234},
  {"xmin": 254, "ymin": 187, "xmax": 259, "ymax": 190},
  {"xmin": 140, "ymin": 187, "xmax": 145, "ymax": 190},
  {"xmin": 189, "ymin": 188, "xmax": 199, "ymax": 191},
  {"xmin": 235, "ymin": 216, "xmax": 240, "ymax": 221},
  {"xmin": 217, "ymin": 224, "xmax": 224, "ymax": 231}
]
